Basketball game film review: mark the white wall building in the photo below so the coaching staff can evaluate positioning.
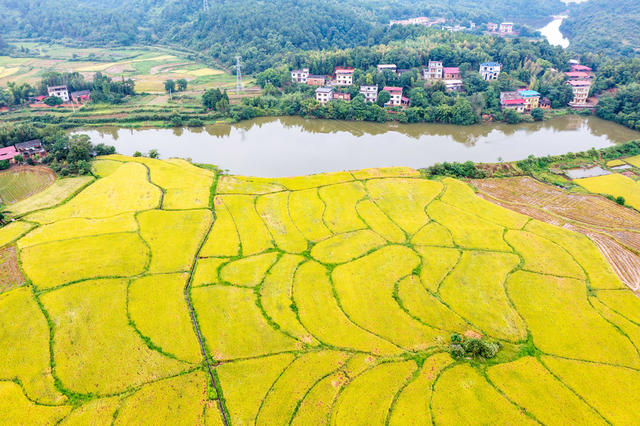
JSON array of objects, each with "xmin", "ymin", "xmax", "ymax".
[
  {"xmin": 383, "ymin": 86, "xmax": 403, "ymax": 106},
  {"xmin": 291, "ymin": 68, "xmax": 309, "ymax": 84},
  {"xmin": 377, "ymin": 64, "xmax": 397, "ymax": 74},
  {"xmin": 359, "ymin": 85, "xmax": 378, "ymax": 103},
  {"xmin": 479, "ymin": 62, "xmax": 502, "ymax": 81},
  {"xmin": 334, "ymin": 67, "xmax": 354, "ymax": 86},
  {"xmin": 423, "ymin": 61, "xmax": 443, "ymax": 80},
  {"xmin": 47, "ymin": 85, "xmax": 70, "ymax": 102},
  {"xmin": 315, "ymin": 87, "xmax": 334, "ymax": 105}
]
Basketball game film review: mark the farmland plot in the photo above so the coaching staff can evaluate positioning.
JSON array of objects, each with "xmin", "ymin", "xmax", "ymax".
[{"xmin": 1, "ymin": 157, "xmax": 639, "ymax": 424}]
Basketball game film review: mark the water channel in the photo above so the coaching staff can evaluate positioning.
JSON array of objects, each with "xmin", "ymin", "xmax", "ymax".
[{"xmin": 77, "ymin": 115, "xmax": 640, "ymax": 177}]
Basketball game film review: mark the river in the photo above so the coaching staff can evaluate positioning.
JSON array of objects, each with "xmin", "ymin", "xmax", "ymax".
[
  {"xmin": 76, "ymin": 116, "xmax": 640, "ymax": 177},
  {"xmin": 538, "ymin": 16, "xmax": 570, "ymax": 48}
]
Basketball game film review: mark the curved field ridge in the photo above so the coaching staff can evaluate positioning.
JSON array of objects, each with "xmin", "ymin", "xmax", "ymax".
[{"xmin": 2, "ymin": 157, "xmax": 639, "ymax": 424}]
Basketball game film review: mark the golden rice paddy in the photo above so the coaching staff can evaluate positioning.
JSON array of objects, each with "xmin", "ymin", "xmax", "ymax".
[{"xmin": 1, "ymin": 156, "xmax": 638, "ymax": 424}]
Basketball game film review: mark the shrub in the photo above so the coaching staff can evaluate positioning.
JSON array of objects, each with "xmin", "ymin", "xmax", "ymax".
[
  {"xmin": 449, "ymin": 334, "xmax": 501, "ymax": 359},
  {"xmin": 0, "ymin": 160, "xmax": 9, "ymax": 170},
  {"xmin": 450, "ymin": 344, "xmax": 466, "ymax": 359},
  {"xmin": 616, "ymin": 196, "xmax": 626, "ymax": 205}
]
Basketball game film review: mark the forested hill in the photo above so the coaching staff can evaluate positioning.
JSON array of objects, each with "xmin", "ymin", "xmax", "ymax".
[
  {"xmin": 1, "ymin": 0, "xmax": 565, "ymax": 72},
  {"xmin": 561, "ymin": 0, "xmax": 640, "ymax": 57}
]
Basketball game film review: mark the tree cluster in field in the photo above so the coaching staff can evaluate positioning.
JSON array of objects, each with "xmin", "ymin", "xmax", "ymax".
[
  {"xmin": 449, "ymin": 333, "xmax": 501, "ymax": 359},
  {"xmin": 0, "ymin": 122, "xmax": 115, "ymax": 176},
  {"xmin": 0, "ymin": 71, "xmax": 135, "ymax": 108},
  {"xmin": 163, "ymin": 79, "xmax": 188, "ymax": 94}
]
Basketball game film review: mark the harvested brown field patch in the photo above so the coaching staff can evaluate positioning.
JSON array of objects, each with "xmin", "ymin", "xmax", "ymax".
[
  {"xmin": 0, "ymin": 245, "xmax": 24, "ymax": 293},
  {"xmin": 473, "ymin": 176, "xmax": 640, "ymax": 292},
  {"xmin": 473, "ymin": 177, "xmax": 640, "ymax": 230}
]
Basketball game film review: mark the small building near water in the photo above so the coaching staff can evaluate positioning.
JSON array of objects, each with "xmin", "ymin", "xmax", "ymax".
[{"xmin": 15, "ymin": 139, "xmax": 46, "ymax": 159}]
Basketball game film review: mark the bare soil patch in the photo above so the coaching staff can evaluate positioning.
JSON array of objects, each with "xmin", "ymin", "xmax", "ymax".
[{"xmin": 0, "ymin": 245, "xmax": 24, "ymax": 293}]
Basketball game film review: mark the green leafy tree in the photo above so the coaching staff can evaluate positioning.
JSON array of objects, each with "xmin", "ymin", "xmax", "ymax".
[
  {"xmin": 148, "ymin": 149, "xmax": 159, "ymax": 159},
  {"xmin": 504, "ymin": 109, "xmax": 522, "ymax": 124},
  {"xmin": 176, "ymin": 79, "xmax": 188, "ymax": 91},
  {"xmin": 531, "ymin": 108, "xmax": 544, "ymax": 121},
  {"xmin": 44, "ymin": 96, "xmax": 63, "ymax": 106},
  {"xmin": 164, "ymin": 80, "xmax": 176, "ymax": 93},
  {"xmin": 376, "ymin": 90, "xmax": 390, "ymax": 107}
]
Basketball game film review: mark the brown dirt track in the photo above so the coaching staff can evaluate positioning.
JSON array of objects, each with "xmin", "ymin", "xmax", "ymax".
[{"xmin": 472, "ymin": 177, "xmax": 640, "ymax": 294}]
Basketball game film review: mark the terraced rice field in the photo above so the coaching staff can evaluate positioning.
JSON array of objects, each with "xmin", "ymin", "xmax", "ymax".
[
  {"xmin": 1, "ymin": 157, "xmax": 639, "ymax": 424},
  {"xmin": 0, "ymin": 166, "xmax": 56, "ymax": 205}
]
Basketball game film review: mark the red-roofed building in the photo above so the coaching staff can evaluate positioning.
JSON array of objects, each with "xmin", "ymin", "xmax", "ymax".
[
  {"xmin": 383, "ymin": 86, "xmax": 403, "ymax": 106},
  {"xmin": 0, "ymin": 146, "xmax": 18, "ymax": 163},
  {"xmin": 500, "ymin": 91, "xmax": 526, "ymax": 113},
  {"xmin": 571, "ymin": 64, "xmax": 592, "ymax": 73},
  {"xmin": 443, "ymin": 67, "xmax": 460, "ymax": 79},
  {"xmin": 565, "ymin": 71, "xmax": 592, "ymax": 80},
  {"xmin": 334, "ymin": 67, "xmax": 355, "ymax": 86}
]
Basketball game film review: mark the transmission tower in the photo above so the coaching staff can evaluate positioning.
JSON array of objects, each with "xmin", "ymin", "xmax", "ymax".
[
  {"xmin": 203, "ymin": 0, "xmax": 210, "ymax": 12},
  {"xmin": 235, "ymin": 56, "xmax": 244, "ymax": 94}
]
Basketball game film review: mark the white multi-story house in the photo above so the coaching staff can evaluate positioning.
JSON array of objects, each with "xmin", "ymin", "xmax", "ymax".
[
  {"xmin": 359, "ymin": 85, "xmax": 378, "ymax": 103},
  {"xmin": 567, "ymin": 80, "xmax": 592, "ymax": 107},
  {"xmin": 377, "ymin": 64, "xmax": 397, "ymax": 74},
  {"xmin": 423, "ymin": 61, "xmax": 443, "ymax": 80},
  {"xmin": 315, "ymin": 87, "xmax": 334, "ymax": 105},
  {"xmin": 47, "ymin": 85, "xmax": 70, "ymax": 102},
  {"xmin": 291, "ymin": 68, "xmax": 310, "ymax": 84},
  {"xmin": 383, "ymin": 86, "xmax": 403, "ymax": 106},
  {"xmin": 479, "ymin": 62, "xmax": 502, "ymax": 81},
  {"xmin": 499, "ymin": 22, "xmax": 514, "ymax": 35},
  {"xmin": 334, "ymin": 67, "xmax": 354, "ymax": 86},
  {"xmin": 445, "ymin": 80, "xmax": 464, "ymax": 91}
]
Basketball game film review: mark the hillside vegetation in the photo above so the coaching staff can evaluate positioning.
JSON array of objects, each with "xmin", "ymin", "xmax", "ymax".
[
  {"xmin": 562, "ymin": 0, "xmax": 640, "ymax": 57},
  {"xmin": 0, "ymin": 156, "xmax": 639, "ymax": 423},
  {"xmin": 0, "ymin": 0, "xmax": 564, "ymax": 72}
]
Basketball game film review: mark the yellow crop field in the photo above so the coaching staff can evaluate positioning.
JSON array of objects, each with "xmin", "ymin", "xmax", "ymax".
[
  {"xmin": 8, "ymin": 175, "xmax": 93, "ymax": 216},
  {"xmin": 41, "ymin": 278, "xmax": 188, "ymax": 394},
  {"xmin": 138, "ymin": 209, "xmax": 212, "ymax": 273},
  {"xmin": 20, "ymin": 232, "xmax": 148, "ymax": 289},
  {"xmin": 128, "ymin": 274, "xmax": 202, "ymax": 363},
  {"xmin": 310, "ymin": 229, "xmax": 386, "ymax": 264},
  {"xmin": 219, "ymin": 252, "xmax": 278, "ymax": 287},
  {"xmin": 332, "ymin": 360, "xmax": 416, "ymax": 425},
  {"xmin": 0, "ymin": 221, "xmax": 34, "ymax": 247},
  {"xmin": 622, "ymin": 154, "xmax": 640, "ymax": 168},
  {"xmin": 508, "ymin": 271, "xmax": 639, "ymax": 367},
  {"xmin": 288, "ymin": 188, "xmax": 332, "ymax": 242},
  {"xmin": 17, "ymin": 214, "xmax": 138, "ymax": 248},
  {"xmin": 575, "ymin": 173, "xmax": 640, "ymax": 210},
  {"xmin": 432, "ymin": 364, "xmax": 537, "ymax": 425},
  {"xmin": 366, "ymin": 178, "xmax": 441, "ymax": 234},
  {"xmin": 319, "ymin": 181, "xmax": 367, "ymax": 233},
  {"xmin": 3, "ymin": 157, "xmax": 639, "ymax": 423},
  {"xmin": 256, "ymin": 192, "xmax": 308, "ymax": 253}
]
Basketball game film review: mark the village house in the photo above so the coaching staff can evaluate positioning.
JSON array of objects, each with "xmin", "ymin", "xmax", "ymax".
[
  {"xmin": 47, "ymin": 85, "xmax": 70, "ymax": 102},
  {"xmin": 423, "ymin": 61, "xmax": 443, "ymax": 80},
  {"xmin": 359, "ymin": 85, "xmax": 378, "ymax": 103},
  {"xmin": 566, "ymin": 79, "xmax": 592, "ymax": 107},
  {"xmin": 571, "ymin": 64, "xmax": 592, "ymax": 73},
  {"xmin": 15, "ymin": 139, "xmax": 46, "ymax": 159},
  {"xmin": 487, "ymin": 22, "xmax": 498, "ymax": 32},
  {"xmin": 333, "ymin": 92, "xmax": 351, "ymax": 101},
  {"xmin": 480, "ymin": 62, "xmax": 502, "ymax": 81},
  {"xmin": 315, "ymin": 87, "xmax": 334, "ymax": 105},
  {"xmin": 306, "ymin": 75, "xmax": 326, "ymax": 86},
  {"xmin": 565, "ymin": 71, "xmax": 592, "ymax": 81},
  {"xmin": 518, "ymin": 89, "xmax": 541, "ymax": 111},
  {"xmin": 443, "ymin": 67, "xmax": 460, "ymax": 80},
  {"xmin": 445, "ymin": 79, "xmax": 464, "ymax": 91},
  {"xmin": 71, "ymin": 90, "xmax": 91, "ymax": 103},
  {"xmin": 291, "ymin": 68, "xmax": 310, "ymax": 84},
  {"xmin": 334, "ymin": 67, "xmax": 354, "ymax": 86},
  {"xmin": 383, "ymin": 86, "xmax": 403, "ymax": 107},
  {"xmin": 389, "ymin": 17, "xmax": 445, "ymax": 27},
  {"xmin": 499, "ymin": 22, "xmax": 514, "ymax": 35},
  {"xmin": 0, "ymin": 146, "xmax": 18, "ymax": 164},
  {"xmin": 500, "ymin": 91, "xmax": 526, "ymax": 113},
  {"xmin": 377, "ymin": 64, "xmax": 397, "ymax": 74},
  {"xmin": 540, "ymin": 97, "xmax": 552, "ymax": 109}
]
